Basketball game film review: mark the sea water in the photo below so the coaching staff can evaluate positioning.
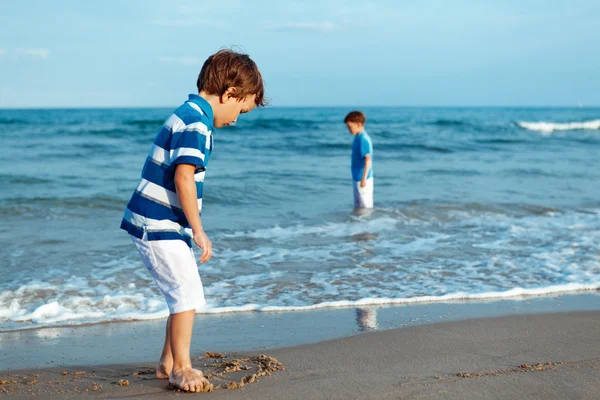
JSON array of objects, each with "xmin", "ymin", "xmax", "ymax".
[{"xmin": 1, "ymin": 106, "xmax": 599, "ymax": 330}]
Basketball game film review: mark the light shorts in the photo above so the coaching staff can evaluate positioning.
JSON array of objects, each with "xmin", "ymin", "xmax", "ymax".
[
  {"xmin": 353, "ymin": 177, "xmax": 374, "ymax": 209},
  {"xmin": 131, "ymin": 234, "xmax": 206, "ymax": 314}
]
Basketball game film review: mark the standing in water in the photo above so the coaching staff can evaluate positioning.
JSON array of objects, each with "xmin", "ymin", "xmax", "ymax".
[
  {"xmin": 345, "ymin": 111, "xmax": 374, "ymax": 209},
  {"xmin": 120, "ymin": 49, "xmax": 266, "ymax": 392}
]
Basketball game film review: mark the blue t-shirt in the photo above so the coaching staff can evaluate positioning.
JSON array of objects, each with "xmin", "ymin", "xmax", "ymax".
[
  {"xmin": 120, "ymin": 94, "xmax": 214, "ymax": 247},
  {"xmin": 351, "ymin": 131, "xmax": 373, "ymax": 181}
]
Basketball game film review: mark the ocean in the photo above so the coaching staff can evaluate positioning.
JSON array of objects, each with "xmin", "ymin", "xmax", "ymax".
[{"xmin": 1, "ymin": 105, "xmax": 599, "ymax": 331}]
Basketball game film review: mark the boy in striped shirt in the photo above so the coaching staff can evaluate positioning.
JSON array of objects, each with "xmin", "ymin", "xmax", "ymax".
[{"xmin": 121, "ymin": 49, "xmax": 266, "ymax": 392}]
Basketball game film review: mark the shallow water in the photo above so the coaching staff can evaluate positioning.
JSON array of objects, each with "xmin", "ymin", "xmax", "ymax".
[{"xmin": 1, "ymin": 106, "xmax": 599, "ymax": 330}]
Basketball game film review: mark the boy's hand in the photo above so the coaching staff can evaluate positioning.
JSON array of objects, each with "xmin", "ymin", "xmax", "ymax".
[
  {"xmin": 360, "ymin": 179, "xmax": 367, "ymax": 188},
  {"xmin": 193, "ymin": 230, "xmax": 213, "ymax": 263}
]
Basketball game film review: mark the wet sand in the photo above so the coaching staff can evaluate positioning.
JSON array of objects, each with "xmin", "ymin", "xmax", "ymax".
[
  {"xmin": 3, "ymin": 293, "xmax": 599, "ymax": 371},
  {"xmin": 1, "ymin": 310, "xmax": 599, "ymax": 399}
]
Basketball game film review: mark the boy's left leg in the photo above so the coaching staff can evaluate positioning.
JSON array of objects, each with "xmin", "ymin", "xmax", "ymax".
[
  {"xmin": 156, "ymin": 316, "xmax": 173, "ymax": 379},
  {"xmin": 363, "ymin": 178, "xmax": 374, "ymax": 208}
]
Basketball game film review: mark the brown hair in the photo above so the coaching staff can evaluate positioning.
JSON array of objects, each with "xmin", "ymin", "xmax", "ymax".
[
  {"xmin": 344, "ymin": 111, "xmax": 366, "ymax": 124},
  {"xmin": 197, "ymin": 49, "xmax": 267, "ymax": 107}
]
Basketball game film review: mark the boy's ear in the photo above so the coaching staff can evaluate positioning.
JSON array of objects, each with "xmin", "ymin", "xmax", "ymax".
[{"xmin": 220, "ymin": 87, "xmax": 237, "ymax": 103}]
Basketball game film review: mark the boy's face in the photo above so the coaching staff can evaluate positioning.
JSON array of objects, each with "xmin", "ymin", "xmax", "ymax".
[
  {"xmin": 346, "ymin": 121, "xmax": 363, "ymax": 135},
  {"xmin": 214, "ymin": 92, "xmax": 256, "ymax": 128}
]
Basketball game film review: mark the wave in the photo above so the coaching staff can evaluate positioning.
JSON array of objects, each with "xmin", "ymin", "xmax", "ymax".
[
  {"xmin": 64, "ymin": 127, "xmax": 155, "ymax": 138},
  {"xmin": 424, "ymin": 168, "xmax": 481, "ymax": 176},
  {"xmin": 223, "ymin": 216, "xmax": 401, "ymax": 240},
  {"xmin": 202, "ymin": 283, "xmax": 600, "ymax": 314},
  {"xmin": 0, "ymin": 196, "xmax": 126, "ymax": 216},
  {"xmin": 0, "ymin": 174, "xmax": 53, "ymax": 185},
  {"xmin": 256, "ymin": 141, "xmax": 455, "ymax": 154},
  {"xmin": 517, "ymin": 119, "xmax": 600, "ymax": 134},
  {"xmin": 1, "ymin": 205, "xmax": 599, "ymax": 331},
  {"xmin": 124, "ymin": 119, "xmax": 165, "ymax": 126},
  {"xmin": 0, "ymin": 118, "xmax": 27, "ymax": 125},
  {"xmin": 474, "ymin": 138, "xmax": 531, "ymax": 145},
  {"xmin": 231, "ymin": 117, "xmax": 468, "ymax": 132},
  {"xmin": 229, "ymin": 118, "xmax": 323, "ymax": 131},
  {"xmin": 2, "ymin": 283, "xmax": 598, "ymax": 332},
  {"xmin": 398, "ymin": 144, "xmax": 454, "ymax": 153},
  {"xmin": 429, "ymin": 119, "xmax": 467, "ymax": 126}
]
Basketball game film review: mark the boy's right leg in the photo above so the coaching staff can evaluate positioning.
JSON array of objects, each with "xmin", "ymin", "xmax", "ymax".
[
  {"xmin": 168, "ymin": 309, "xmax": 212, "ymax": 392},
  {"xmin": 130, "ymin": 235, "xmax": 209, "ymax": 391},
  {"xmin": 353, "ymin": 178, "xmax": 374, "ymax": 209}
]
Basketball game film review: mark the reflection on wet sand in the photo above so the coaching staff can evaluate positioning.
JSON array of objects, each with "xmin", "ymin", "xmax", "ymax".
[{"xmin": 355, "ymin": 308, "xmax": 378, "ymax": 331}]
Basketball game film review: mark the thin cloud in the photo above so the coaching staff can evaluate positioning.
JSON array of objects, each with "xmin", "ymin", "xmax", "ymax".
[
  {"xmin": 269, "ymin": 21, "xmax": 334, "ymax": 33},
  {"xmin": 0, "ymin": 49, "xmax": 5, "ymax": 57},
  {"xmin": 177, "ymin": 3, "xmax": 243, "ymax": 15},
  {"xmin": 19, "ymin": 48, "xmax": 50, "ymax": 59},
  {"xmin": 151, "ymin": 18, "xmax": 222, "ymax": 28},
  {"xmin": 159, "ymin": 57, "xmax": 201, "ymax": 66}
]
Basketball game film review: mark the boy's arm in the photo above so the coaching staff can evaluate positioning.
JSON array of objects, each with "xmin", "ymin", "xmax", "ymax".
[
  {"xmin": 360, "ymin": 154, "xmax": 371, "ymax": 187},
  {"xmin": 174, "ymin": 164, "xmax": 212, "ymax": 263}
]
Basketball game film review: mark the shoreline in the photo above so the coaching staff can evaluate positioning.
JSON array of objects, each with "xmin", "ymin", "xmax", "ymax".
[
  {"xmin": 1, "ymin": 309, "xmax": 599, "ymax": 398},
  {"xmin": 3, "ymin": 287, "xmax": 600, "ymax": 334},
  {"xmin": 1, "ymin": 292, "xmax": 598, "ymax": 372}
]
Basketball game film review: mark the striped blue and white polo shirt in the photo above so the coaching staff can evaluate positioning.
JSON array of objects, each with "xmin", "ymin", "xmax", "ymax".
[{"xmin": 120, "ymin": 94, "xmax": 214, "ymax": 247}]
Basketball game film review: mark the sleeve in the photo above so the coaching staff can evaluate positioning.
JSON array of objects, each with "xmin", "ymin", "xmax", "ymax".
[
  {"xmin": 360, "ymin": 136, "xmax": 372, "ymax": 158},
  {"xmin": 170, "ymin": 129, "xmax": 209, "ymax": 168}
]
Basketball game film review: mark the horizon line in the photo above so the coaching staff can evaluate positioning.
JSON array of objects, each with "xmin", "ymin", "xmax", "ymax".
[{"xmin": 1, "ymin": 104, "xmax": 599, "ymax": 111}]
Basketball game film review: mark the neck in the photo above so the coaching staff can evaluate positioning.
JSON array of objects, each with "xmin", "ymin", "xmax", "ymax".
[{"xmin": 199, "ymin": 91, "xmax": 220, "ymax": 111}]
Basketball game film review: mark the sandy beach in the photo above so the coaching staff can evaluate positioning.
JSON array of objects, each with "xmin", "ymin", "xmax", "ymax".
[
  {"xmin": 2, "ymin": 2, "xmax": 599, "ymax": 398},
  {"xmin": 1, "ymin": 299, "xmax": 599, "ymax": 399}
]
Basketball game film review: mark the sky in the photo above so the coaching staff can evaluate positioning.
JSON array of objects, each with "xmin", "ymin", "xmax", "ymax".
[{"xmin": 0, "ymin": 0, "xmax": 599, "ymax": 108}]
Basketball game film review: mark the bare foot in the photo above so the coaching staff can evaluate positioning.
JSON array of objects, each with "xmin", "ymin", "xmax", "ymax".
[
  {"xmin": 156, "ymin": 355, "xmax": 173, "ymax": 379},
  {"xmin": 156, "ymin": 361, "xmax": 171, "ymax": 380},
  {"xmin": 169, "ymin": 367, "xmax": 213, "ymax": 392}
]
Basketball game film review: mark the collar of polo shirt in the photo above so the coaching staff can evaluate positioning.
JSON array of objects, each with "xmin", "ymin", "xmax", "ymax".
[{"xmin": 187, "ymin": 94, "xmax": 215, "ymax": 127}]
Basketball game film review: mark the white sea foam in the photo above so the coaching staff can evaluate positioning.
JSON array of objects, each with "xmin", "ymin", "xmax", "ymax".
[
  {"xmin": 223, "ymin": 217, "xmax": 400, "ymax": 241},
  {"xmin": 1, "ymin": 207, "xmax": 599, "ymax": 331},
  {"xmin": 517, "ymin": 119, "xmax": 600, "ymax": 134},
  {"xmin": 199, "ymin": 282, "xmax": 600, "ymax": 314},
  {"xmin": 2, "ymin": 282, "xmax": 597, "ymax": 331}
]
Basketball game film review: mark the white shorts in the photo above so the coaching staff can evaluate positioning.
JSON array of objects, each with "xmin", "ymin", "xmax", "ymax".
[
  {"xmin": 353, "ymin": 178, "xmax": 374, "ymax": 209},
  {"xmin": 131, "ymin": 235, "xmax": 206, "ymax": 314}
]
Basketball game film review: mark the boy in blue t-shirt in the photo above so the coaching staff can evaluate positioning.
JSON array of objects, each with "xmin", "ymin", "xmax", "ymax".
[
  {"xmin": 344, "ymin": 111, "xmax": 373, "ymax": 209},
  {"xmin": 120, "ymin": 49, "xmax": 266, "ymax": 392}
]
